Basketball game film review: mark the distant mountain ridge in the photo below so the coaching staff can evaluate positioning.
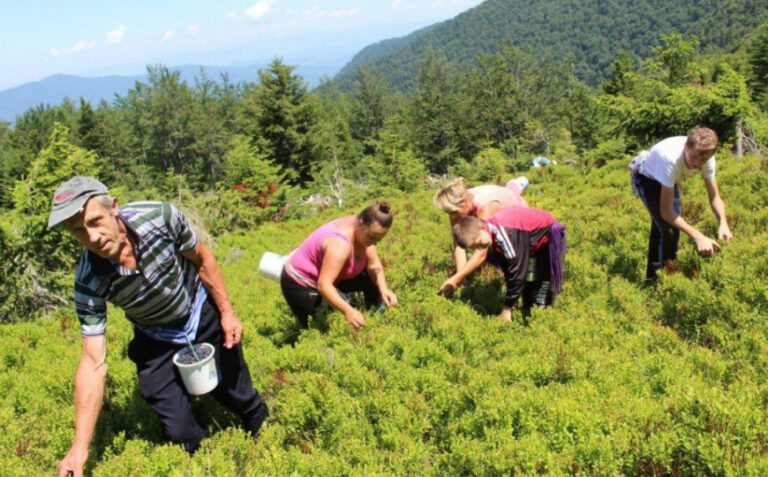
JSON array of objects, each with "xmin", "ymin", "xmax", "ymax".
[
  {"xmin": 334, "ymin": 24, "xmax": 437, "ymax": 80},
  {"xmin": 334, "ymin": 0, "xmax": 768, "ymax": 90},
  {"xmin": 0, "ymin": 63, "xmax": 339, "ymax": 123}
]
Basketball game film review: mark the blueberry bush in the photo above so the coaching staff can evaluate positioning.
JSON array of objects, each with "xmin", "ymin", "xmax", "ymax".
[{"xmin": 2, "ymin": 154, "xmax": 768, "ymax": 475}]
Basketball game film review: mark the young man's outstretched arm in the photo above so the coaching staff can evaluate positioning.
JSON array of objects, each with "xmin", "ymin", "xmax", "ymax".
[
  {"xmin": 659, "ymin": 185, "xmax": 721, "ymax": 256},
  {"xmin": 704, "ymin": 177, "xmax": 732, "ymax": 242}
]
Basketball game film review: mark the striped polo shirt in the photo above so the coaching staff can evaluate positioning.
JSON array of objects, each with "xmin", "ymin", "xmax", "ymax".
[{"xmin": 74, "ymin": 201, "xmax": 206, "ymax": 343}]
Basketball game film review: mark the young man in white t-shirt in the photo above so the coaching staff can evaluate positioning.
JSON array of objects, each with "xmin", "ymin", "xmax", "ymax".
[{"xmin": 630, "ymin": 127, "xmax": 733, "ymax": 281}]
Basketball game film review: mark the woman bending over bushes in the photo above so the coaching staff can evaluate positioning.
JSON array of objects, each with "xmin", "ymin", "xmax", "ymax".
[
  {"xmin": 434, "ymin": 177, "xmax": 528, "ymax": 296},
  {"xmin": 281, "ymin": 202, "xmax": 398, "ymax": 329}
]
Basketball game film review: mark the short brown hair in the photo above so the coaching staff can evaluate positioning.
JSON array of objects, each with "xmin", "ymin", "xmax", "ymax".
[
  {"xmin": 358, "ymin": 201, "xmax": 393, "ymax": 228},
  {"xmin": 452, "ymin": 216, "xmax": 486, "ymax": 249},
  {"xmin": 686, "ymin": 127, "xmax": 718, "ymax": 153}
]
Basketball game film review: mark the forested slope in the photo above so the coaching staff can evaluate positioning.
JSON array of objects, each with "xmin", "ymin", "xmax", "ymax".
[
  {"xmin": 3, "ymin": 154, "xmax": 768, "ymax": 474},
  {"xmin": 334, "ymin": 0, "xmax": 768, "ymax": 89},
  {"xmin": 334, "ymin": 24, "xmax": 437, "ymax": 80}
]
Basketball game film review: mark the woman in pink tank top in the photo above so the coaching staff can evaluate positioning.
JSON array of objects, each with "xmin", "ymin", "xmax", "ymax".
[
  {"xmin": 433, "ymin": 177, "xmax": 529, "ymax": 296},
  {"xmin": 281, "ymin": 202, "xmax": 398, "ymax": 329}
]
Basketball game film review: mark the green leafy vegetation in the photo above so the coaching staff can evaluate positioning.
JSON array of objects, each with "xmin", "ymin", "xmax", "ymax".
[
  {"xmin": 2, "ymin": 155, "xmax": 768, "ymax": 474},
  {"xmin": 1, "ymin": 11, "xmax": 768, "ymax": 474}
]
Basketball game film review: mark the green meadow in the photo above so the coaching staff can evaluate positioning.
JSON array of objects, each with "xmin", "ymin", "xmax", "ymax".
[{"xmin": 2, "ymin": 155, "xmax": 768, "ymax": 475}]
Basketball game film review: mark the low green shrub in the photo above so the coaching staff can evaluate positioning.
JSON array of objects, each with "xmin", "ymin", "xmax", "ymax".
[{"xmin": 3, "ymin": 154, "xmax": 768, "ymax": 475}]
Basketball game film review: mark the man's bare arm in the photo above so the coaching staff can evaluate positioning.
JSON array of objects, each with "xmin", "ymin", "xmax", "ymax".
[
  {"xmin": 58, "ymin": 335, "xmax": 107, "ymax": 477},
  {"xmin": 181, "ymin": 242, "xmax": 242, "ymax": 348}
]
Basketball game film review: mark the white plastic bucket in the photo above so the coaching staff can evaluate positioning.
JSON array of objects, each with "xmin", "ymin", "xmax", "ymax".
[
  {"xmin": 259, "ymin": 251, "xmax": 289, "ymax": 281},
  {"xmin": 173, "ymin": 343, "xmax": 218, "ymax": 395}
]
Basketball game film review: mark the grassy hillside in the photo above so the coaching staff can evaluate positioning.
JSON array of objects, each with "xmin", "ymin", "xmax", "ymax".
[
  {"xmin": 334, "ymin": 0, "xmax": 768, "ymax": 90},
  {"xmin": 2, "ymin": 155, "xmax": 768, "ymax": 474}
]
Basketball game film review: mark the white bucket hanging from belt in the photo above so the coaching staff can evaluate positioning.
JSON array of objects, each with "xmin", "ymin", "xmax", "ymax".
[{"xmin": 258, "ymin": 252, "xmax": 290, "ymax": 281}]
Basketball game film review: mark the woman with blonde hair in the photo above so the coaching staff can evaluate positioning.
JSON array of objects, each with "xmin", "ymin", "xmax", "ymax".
[{"xmin": 434, "ymin": 177, "xmax": 528, "ymax": 296}]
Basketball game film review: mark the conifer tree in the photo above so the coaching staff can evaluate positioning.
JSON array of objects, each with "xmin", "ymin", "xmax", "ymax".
[
  {"xmin": 77, "ymin": 98, "xmax": 99, "ymax": 153},
  {"xmin": 747, "ymin": 23, "xmax": 768, "ymax": 107},
  {"xmin": 603, "ymin": 50, "xmax": 636, "ymax": 95},
  {"xmin": 6, "ymin": 124, "xmax": 99, "ymax": 318},
  {"xmin": 247, "ymin": 58, "xmax": 320, "ymax": 184},
  {"xmin": 409, "ymin": 49, "xmax": 458, "ymax": 173},
  {"xmin": 350, "ymin": 63, "xmax": 391, "ymax": 153}
]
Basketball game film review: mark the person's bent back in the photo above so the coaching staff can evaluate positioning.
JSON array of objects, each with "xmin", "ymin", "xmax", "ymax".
[
  {"xmin": 434, "ymin": 177, "xmax": 529, "ymax": 295},
  {"xmin": 281, "ymin": 201, "xmax": 398, "ymax": 329},
  {"xmin": 451, "ymin": 206, "xmax": 567, "ymax": 322}
]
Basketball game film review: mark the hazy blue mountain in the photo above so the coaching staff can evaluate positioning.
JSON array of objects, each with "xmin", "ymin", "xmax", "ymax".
[
  {"xmin": 0, "ymin": 63, "xmax": 340, "ymax": 123},
  {"xmin": 0, "ymin": 19, "xmax": 440, "ymax": 123},
  {"xmin": 334, "ymin": 0, "xmax": 768, "ymax": 91}
]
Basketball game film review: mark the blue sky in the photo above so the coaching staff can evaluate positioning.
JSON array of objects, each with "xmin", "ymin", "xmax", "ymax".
[{"xmin": 0, "ymin": 0, "xmax": 484, "ymax": 91}]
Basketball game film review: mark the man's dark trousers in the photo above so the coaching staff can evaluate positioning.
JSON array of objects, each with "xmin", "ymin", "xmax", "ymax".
[
  {"xmin": 127, "ymin": 295, "xmax": 268, "ymax": 453},
  {"xmin": 632, "ymin": 172, "xmax": 681, "ymax": 281}
]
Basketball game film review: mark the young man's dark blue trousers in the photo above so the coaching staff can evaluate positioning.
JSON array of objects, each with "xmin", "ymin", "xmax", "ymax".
[
  {"xmin": 127, "ymin": 295, "xmax": 268, "ymax": 453},
  {"xmin": 632, "ymin": 172, "xmax": 681, "ymax": 281}
]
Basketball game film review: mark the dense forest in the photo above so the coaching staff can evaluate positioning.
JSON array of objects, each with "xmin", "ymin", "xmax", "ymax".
[
  {"xmin": 1, "ymin": 7, "xmax": 768, "ymax": 473},
  {"xmin": 334, "ymin": 0, "xmax": 768, "ymax": 90}
]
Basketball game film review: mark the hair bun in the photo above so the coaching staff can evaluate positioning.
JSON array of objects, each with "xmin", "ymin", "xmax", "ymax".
[{"xmin": 358, "ymin": 201, "xmax": 393, "ymax": 227}]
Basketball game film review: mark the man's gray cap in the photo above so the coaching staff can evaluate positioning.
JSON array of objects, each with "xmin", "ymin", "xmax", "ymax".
[{"xmin": 47, "ymin": 176, "xmax": 109, "ymax": 228}]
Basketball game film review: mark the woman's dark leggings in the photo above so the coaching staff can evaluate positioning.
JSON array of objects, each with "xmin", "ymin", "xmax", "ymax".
[
  {"xmin": 280, "ymin": 271, "xmax": 381, "ymax": 328},
  {"xmin": 632, "ymin": 172, "xmax": 681, "ymax": 281}
]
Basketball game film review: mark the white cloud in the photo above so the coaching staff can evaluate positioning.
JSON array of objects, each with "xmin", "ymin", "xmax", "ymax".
[
  {"xmin": 303, "ymin": 6, "xmax": 357, "ymax": 18},
  {"xmin": 245, "ymin": 0, "xmax": 276, "ymax": 20},
  {"xmin": 106, "ymin": 25, "xmax": 126, "ymax": 44},
  {"xmin": 50, "ymin": 41, "xmax": 95, "ymax": 56},
  {"xmin": 186, "ymin": 24, "xmax": 199, "ymax": 35},
  {"xmin": 328, "ymin": 9, "xmax": 359, "ymax": 17},
  {"xmin": 70, "ymin": 41, "xmax": 94, "ymax": 53},
  {"xmin": 285, "ymin": 8, "xmax": 295, "ymax": 14},
  {"xmin": 304, "ymin": 6, "xmax": 322, "ymax": 17},
  {"xmin": 163, "ymin": 30, "xmax": 175, "ymax": 41},
  {"xmin": 391, "ymin": 0, "xmax": 403, "ymax": 9}
]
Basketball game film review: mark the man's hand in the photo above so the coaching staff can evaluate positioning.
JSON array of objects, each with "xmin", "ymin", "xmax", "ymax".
[
  {"xmin": 500, "ymin": 307, "xmax": 513, "ymax": 322},
  {"xmin": 345, "ymin": 309, "xmax": 366, "ymax": 329},
  {"xmin": 58, "ymin": 444, "xmax": 88, "ymax": 477},
  {"xmin": 695, "ymin": 235, "xmax": 721, "ymax": 256},
  {"xmin": 381, "ymin": 288, "xmax": 398, "ymax": 307},
  {"xmin": 718, "ymin": 223, "xmax": 733, "ymax": 243},
  {"xmin": 437, "ymin": 278, "xmax": 458, "ymax": 297},
  {"xmin": 220, "ymin": 311, "xmax": 243, "ymax": 349}
]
